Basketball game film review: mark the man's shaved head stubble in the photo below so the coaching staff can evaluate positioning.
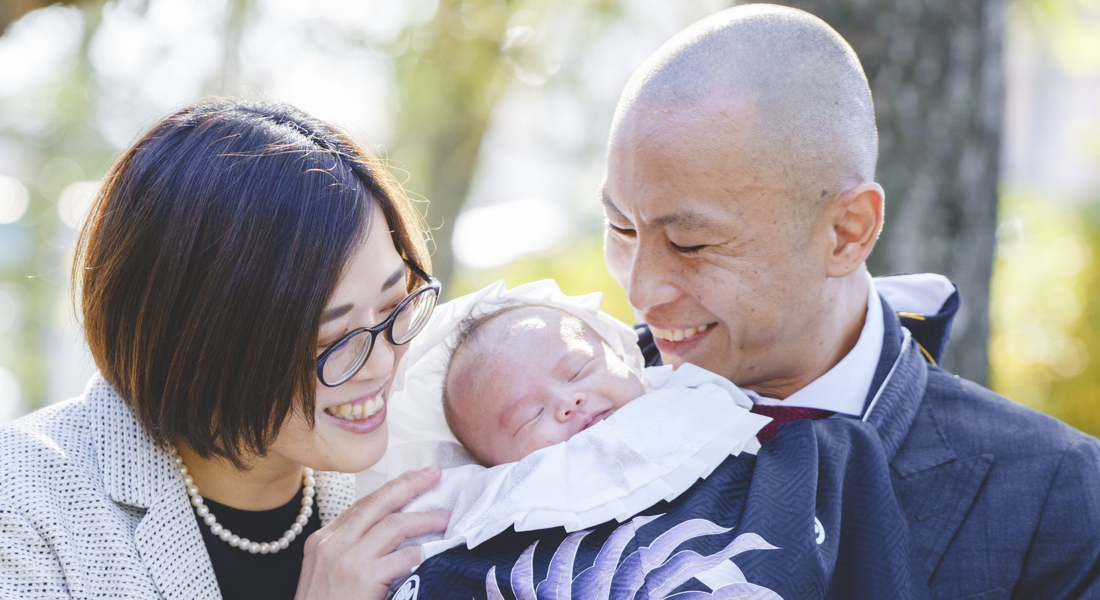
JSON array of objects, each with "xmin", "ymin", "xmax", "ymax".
[
  {"xmin": 603, "ymin": 4, "xmax": 888, "ymax": 398},
  {"xmin": 610, "ymin": 4, "xmax": 879, "ymax": 227}
]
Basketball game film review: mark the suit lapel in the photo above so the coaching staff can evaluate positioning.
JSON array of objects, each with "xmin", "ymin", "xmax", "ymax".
[
  {"xmin": 135, "ymin": 487, "xmax": 222, "ymax": 600},
  {"xmin": 866, "ymin": 305, "xmax": 994, "ymax": 582},
  {"xmin": 89, "ymin": 376, "xmax": 221, "ymax": 599}
]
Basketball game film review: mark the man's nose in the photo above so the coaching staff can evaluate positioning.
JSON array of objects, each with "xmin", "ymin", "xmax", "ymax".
[
  {"xmin": 626, "ymin": 240, "xmax": 680, "ymax": 314},
  {"xmin": 555, "ymin": 394, "xmax": 585, "ymax": 422}
]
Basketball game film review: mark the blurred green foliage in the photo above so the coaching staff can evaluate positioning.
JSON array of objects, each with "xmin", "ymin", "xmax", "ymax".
[{"xmin": 451, "ymin": 235, "xmax": 634, "ymax": 324}]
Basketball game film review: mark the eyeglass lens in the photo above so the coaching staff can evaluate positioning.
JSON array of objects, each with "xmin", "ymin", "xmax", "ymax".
[
  {"xmin": 321, "ymin": 330, "xmax": 374, "ymax": 386},
  {"xmin": 391, "ymin": 290, "xmax": 436, "ymax": 344},
  {"xmin": 321, "ymin": 287, "xmax": 439, "ymax": 385}
]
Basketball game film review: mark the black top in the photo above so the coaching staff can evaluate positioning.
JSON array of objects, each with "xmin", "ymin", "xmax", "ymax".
[{"xmin": 195, "ymin": 487, "xmax": 322, "ymax": 600}]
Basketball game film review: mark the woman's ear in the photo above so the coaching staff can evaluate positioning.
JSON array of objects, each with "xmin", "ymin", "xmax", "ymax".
[{"xmin": 825, "ymin": 182, "xmax": 884, "ymax": 278}]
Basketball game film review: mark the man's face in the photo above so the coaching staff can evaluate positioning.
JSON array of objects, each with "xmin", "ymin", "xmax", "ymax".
[{"xmin": 602, "ymin": 103, "xmax": 833, "ymax": 395}]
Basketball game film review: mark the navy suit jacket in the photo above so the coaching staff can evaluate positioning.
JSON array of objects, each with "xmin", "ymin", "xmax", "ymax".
[{"xmin": 637, "ymin": 297, "xmax": 1100, "ymax": 599}]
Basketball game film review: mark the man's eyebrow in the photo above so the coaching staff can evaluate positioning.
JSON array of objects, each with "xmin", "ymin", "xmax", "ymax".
[
  {"xmin": 602, "ymin": 189, "xmax": 716, "ymax": 231},
  {"xmin": 601, "ymin": 190, "xmax": 628, "ymax": 221},
  {"xmin": 651, "ymin": 211, "xmax": 715, "ymax": 230},
  {"xmin": 320, "ymin": 266, "xmax": 406, "ymax": 325}
]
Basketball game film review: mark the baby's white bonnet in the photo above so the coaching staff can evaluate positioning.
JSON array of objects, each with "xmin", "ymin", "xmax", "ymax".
[{"xmin": 357, "ymin": 279, "xmax": 645, "ymax": 495}]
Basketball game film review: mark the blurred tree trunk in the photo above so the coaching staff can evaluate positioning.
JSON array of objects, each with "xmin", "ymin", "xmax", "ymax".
[
  {"xmin": 759, "ymin": 0, "xmax": 1006, "ymax": 385},
  {"xmin": 389, "ymin": 0, "xmax": 514, "ymax": 293}
]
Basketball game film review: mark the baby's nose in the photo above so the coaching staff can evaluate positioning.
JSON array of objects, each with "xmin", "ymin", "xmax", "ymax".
[{"xmin": 556, "ymin": 395, "xmax": 585, "ymax": 421}]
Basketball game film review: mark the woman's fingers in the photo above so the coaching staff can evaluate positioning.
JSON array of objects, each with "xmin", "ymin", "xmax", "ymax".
[
  {"xmin": 329, "ymin": 465, "xmax": 442, "ymax": 538},
  {"xmin": 355, "ymin": 510, "xmax": 450, "ymax": 558},
  {"xmin": 368, "ymin": 545, "xmax": 426, "ymax": 587},
  {"xmin": 295, "ymin": 467, "xmax": 448, "ymax": 600}
]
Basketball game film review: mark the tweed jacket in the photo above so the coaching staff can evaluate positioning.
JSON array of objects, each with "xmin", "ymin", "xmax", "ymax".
[{"xmin": 0, "ymin": 375, "xmax": 357, "ymax": 600}]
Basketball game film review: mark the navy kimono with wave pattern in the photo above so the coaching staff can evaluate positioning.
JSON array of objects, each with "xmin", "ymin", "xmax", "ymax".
[{"xmin": 398, "ymin": 334, "xmax": 932, "ymax": 600}]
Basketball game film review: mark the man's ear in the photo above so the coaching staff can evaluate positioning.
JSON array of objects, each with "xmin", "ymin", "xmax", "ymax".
[{"xmin": 825, "ymin": 182, "xmax": 884, "ymax": 278}]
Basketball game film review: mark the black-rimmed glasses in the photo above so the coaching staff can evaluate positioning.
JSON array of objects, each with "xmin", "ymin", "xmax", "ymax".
[{"xmin": 315, "ymin": 263, "xmax": 440, "ymax": 387}]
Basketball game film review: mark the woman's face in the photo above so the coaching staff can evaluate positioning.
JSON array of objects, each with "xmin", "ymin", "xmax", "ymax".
[{"xmin": 265, "ymin": 205, "xmax": 413, "ymax": 474}]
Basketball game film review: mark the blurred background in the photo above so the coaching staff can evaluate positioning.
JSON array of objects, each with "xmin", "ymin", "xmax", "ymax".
[{"xmin": 0, "ymin": 0, "xmax": 1097, "ymax": 434}]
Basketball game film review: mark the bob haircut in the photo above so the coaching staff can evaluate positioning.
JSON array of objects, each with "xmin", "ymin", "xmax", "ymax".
[{"xmin": 74, "ymin": 98, "xmax": 429, "ymax": 468}]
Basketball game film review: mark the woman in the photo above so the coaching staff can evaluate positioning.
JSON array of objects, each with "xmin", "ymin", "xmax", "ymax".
[{"xmin": 0, "ymin": 99, "xmax": 448, "ymax": 599}]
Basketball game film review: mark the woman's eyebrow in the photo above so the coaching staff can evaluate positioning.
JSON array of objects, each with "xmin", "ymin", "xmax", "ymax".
[
  {"xmin": 381, "ymin": 265, "xmax": 405, "ymax": 291},
  {"xmin": 320, "ymin": 304, "xmax": 352, "ymax": 324},
  {"xmin": 319, "ymin": 266, "xmax": 406, "ymax": 324}
]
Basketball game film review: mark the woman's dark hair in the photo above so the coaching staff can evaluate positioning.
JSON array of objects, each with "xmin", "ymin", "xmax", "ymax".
[{"xmin": 74, "ymin": 98, "xmax": 429, "ymax": 468}]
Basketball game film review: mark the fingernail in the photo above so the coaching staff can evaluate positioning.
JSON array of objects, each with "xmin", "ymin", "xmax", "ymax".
[{"xmin": 420, "ymin": 464, "xmax": 439, "ymax": 475}]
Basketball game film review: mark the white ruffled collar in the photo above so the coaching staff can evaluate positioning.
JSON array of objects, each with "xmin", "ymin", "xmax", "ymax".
[
  {"xmin": 404, "ymin": 363, "xmax": 768, "ymax": 558},
  {"xmin": 358, "ymin": 280, "xmax": 768, "ymax": 558}
]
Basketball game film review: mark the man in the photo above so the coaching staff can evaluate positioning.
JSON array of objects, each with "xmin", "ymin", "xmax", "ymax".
[{"xmin": 602, "ymin": 4, "xmax": 1100, "ymax": 598}]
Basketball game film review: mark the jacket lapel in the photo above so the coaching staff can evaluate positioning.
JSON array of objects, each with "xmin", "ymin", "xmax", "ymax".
[
  {"xmin": 316, "ymin": 470, "xmax": 356, "ymax": 526},
  {"xmin": 90, "ymin": 376, "xmax": 359, "ymax": 599},
  {"xmin": 90, "ymin": 375, "xmax": 222, "ymax": 600},
  {"xmin": 865, "ymin": 305, "xmax": 993, "ymax": 582},
  {"xmin": 134, "ymin": 486, "xmax": 223, "ymax": 600}
]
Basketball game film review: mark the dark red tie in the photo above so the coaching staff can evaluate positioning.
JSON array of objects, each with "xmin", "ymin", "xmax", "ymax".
[{"xmin": 750, "ymin": 404, "xmax": 834, "ymax": 445}]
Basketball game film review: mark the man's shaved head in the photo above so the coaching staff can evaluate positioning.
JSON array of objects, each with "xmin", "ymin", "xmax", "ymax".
[
  {"xmin": 602, "ymin": 4, "xmax": 886, "ymax": 397},
  {"xmin": 611, "ymin": 4, "xmax": 877, "ymax": 218}
]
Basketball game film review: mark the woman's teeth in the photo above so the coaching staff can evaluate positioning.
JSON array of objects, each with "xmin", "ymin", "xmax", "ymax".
[
  {"xmin": 651, "ymin": 323, "xmax": 711, "ymax": 342},
  {"xmin": 325, "ymin": 398, "xmax": 384, "ymax": 420}
]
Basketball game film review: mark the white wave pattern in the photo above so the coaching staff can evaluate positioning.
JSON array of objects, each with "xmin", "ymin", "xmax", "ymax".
[{"xmin": 482, "ymin": 514, "xmax": 783, "ymax": 599}]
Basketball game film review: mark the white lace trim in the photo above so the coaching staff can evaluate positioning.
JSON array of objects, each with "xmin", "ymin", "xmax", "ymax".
[{"xmin": 409, "ymin": 364, "xmax": 769, "ymax": 559}]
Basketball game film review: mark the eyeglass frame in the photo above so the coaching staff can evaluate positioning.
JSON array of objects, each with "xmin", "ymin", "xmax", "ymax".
[{"xmin": 315, "ymin": 260, "xmax": 441, "ymax": 387}]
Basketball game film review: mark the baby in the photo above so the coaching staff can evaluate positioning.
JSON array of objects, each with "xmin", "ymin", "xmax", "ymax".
[
  {"xmin": 377, "ymin": 280, "xmax": 766, "ymax": 558},
  {"xmin": 442, "ymin": 304, "xmax": 648, "ymax": 466}
]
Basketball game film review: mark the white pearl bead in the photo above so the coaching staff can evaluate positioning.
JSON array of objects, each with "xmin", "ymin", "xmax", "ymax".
[{"xmin": 173, "ymin": 448, "xmax": 318, "ymax": 557}]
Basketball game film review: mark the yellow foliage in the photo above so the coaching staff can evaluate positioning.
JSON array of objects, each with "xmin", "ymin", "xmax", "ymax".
[{"xmin": 989, "ymin": 189, "xmax": 1100, "ymax": 436}]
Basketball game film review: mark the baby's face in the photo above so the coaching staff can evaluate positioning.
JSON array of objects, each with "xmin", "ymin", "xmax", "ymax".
[{"xmin": 447, "ymin": 306, "xmax": 647, "ymax": 466}]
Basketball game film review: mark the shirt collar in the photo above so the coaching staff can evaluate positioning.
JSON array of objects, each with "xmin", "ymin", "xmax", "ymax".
[{"xmin": 743, "ymin": 272, "xmax": 883, "ymax": 417}]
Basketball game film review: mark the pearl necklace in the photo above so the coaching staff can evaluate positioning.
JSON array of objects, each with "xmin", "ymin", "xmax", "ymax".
[{"xmin": 171, "ymin": 448, "xmax": 316, "ymax": 555}]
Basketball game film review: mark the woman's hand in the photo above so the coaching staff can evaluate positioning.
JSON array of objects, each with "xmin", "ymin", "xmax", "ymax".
[{"xmin": 295, "ymin": 465, "xmax": 449, "ymax": 600}]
